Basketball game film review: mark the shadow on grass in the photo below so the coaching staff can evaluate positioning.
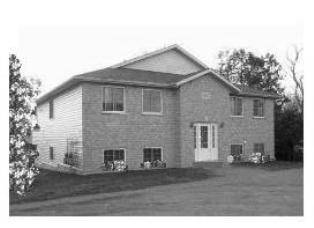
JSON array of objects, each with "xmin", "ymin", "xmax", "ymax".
[
  {"xmin": 230, "ymin": 161, "xmax": 303, "ymax": 171},
  {"xmin": 10, "ymin": 168, "xmax": 214, "ymax": 205}
]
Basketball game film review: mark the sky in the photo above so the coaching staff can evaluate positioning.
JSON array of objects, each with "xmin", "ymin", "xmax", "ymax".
[{"xmin": 17, "ymin": 25, "xmax": 303, "ymax": 95}]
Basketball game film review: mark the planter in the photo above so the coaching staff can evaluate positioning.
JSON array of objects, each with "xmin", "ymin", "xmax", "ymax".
[
  {"xmin": 101, "ymin": 160, "xmax": 128, "ymax": 172},
  {"xmin": 140, "ymin": 160, "xmax": 166, "ymax": 169}
]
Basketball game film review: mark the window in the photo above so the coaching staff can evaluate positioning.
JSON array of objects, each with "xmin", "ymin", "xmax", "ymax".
[
  {"xmin": 143, "ymin": 148, "xmax": 162, "ymax": 162},
  {"xmin": 104, "ymin": 149, "xmax": 125, "ymax": 163},
  {"xmin": 49, "ymin": 100, "xmax": 54, "ymax": 119},
  {"xmin": 193, "ymin": 126, "xmax": 196, "ymax": 149},
  {"xmin": 230, "ymin": 97, "xmax": 243, "ymax": 116},
  {"xmin": 49, "ymin": 147, "xmax": 54, "ymax": 160},
  {"xmin": 231, "ymin": 144, "xmax": 243, "ymax": 156},
  {"xmin": 253, "ymin": 99, "xmax": 264, "ymax": 117},
  {"xmin": 142, "ymin": 89, "xmax": 162, "ymax": 113},
  {"xmin": 212, "ymin": 125, "xmax": 215, "ymax": 148},
  {"xmin": 103, "ymin": 87, "xmax": 124, "ymax": 112},
  {"xmin": 200, "ymin": 126, "xmax": 208, "ymax": 148},
  {"xmin": 254, "ymin": 143, "xmax": 265, "ymax": 155}
]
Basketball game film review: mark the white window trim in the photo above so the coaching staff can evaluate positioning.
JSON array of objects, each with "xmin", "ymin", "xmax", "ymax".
[
  {"xmin": 103, "ymin": 148, "xmax": 126, "ymax": 162},
  {"xmin": 253, "ymin": 98, "xmax": 265, "ymax": 118},
  {"xmin": 230, "ymin": 96, "xmax": 243, "ymax": 117},
  {"xmin": 143, "ymin": 147, "xmax": 163, "ymax": 161},
  {"xmin": 101, "ymin": 86, "xmax": 126, "ymax": 114},
  {"xmin": 142, "ymin": 88, "xmax": 163, "ymax": 115}
]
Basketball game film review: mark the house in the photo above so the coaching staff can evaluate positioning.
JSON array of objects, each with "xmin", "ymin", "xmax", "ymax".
[{"xmin": 33, "ymin": 44, "xmax": 279, "ymax": 174}]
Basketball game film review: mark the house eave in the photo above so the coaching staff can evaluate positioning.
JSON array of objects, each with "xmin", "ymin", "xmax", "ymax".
[
  {"xmin": 229, "ymin": 93, "xmax": 282, "ymax": 99},
  {"xmin": 36, "ymin": 77, "xmax": 177, "ymax": 105},
  {"xmin": 176, "ymin": 69, "xmax": 241, "ymax": 93}
]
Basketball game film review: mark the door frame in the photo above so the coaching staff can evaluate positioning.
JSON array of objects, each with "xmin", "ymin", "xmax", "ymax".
[{"xmin": 194, "ymin": 122, "xmax": 218, "ymax": 162}]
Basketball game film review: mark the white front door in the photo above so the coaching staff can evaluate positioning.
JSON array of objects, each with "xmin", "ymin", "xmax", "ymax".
[{"xmin": 194, "ymin": 123, "xmax": 218, "ymax": 161}]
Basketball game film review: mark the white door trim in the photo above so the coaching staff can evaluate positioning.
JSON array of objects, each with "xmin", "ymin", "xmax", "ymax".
[{"xmin": 194, "ymin": 123, "xmax": 218, "ymax": 162}]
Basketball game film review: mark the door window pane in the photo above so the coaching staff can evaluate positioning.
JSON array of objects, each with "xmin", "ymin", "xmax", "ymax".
[
  {"xmin": 200, "ymin": 126, "xmax": 208, "ymax": 148},
  {"xmin": 212, "ymin": 125, "xmax": 215, "ymax": 148},
  {"xmin": 193, "ymin": 126, "xmax": 197, "ymax": 149}
]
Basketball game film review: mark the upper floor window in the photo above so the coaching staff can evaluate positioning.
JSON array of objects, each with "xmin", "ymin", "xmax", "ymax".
[
  {"xmin": 142, "ymin": 89, "xmax": 162, "ymax": 114},
  {"xmin": 103, "ymin": 87, "xmax": 125, "ymax": 112},
  {"xmin": 49, "ymin": 100, "xmax": 54, "ymax": 119},
  {"xmin": 230, "ymin": 96, "xmax": 243, "ymax": 116},
  {"xmin": 253, "ymin": 99, "xmax": 264, "ymax": 117}
]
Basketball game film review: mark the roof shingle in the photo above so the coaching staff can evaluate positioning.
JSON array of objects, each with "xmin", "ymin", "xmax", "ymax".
[{"xmin": 36, "ymin": 67, "xmax": 280, "ymax": 105}]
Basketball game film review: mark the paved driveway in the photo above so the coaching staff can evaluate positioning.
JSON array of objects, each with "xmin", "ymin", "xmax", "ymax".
[{"xmin": 10, "ymin": 166, "xmax": 303, "ymax": 216}]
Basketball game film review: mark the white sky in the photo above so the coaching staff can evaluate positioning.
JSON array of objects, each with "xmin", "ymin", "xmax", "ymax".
[{"xmin": 17, "ymin": 25, "xmax": 302, "ymax": 95}]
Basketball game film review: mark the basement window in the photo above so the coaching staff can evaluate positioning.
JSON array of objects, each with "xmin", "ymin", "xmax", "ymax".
[
  {"xmin": 143, "ymin": 148, "xmax": 162, "ymax": 162},
  {"xmin": 104, "ymin": 149, "xmax": 125, "ymax": 163},
  {"xmin": 230, "ymin": 144, "xmax": 243, "ymax": 156}
]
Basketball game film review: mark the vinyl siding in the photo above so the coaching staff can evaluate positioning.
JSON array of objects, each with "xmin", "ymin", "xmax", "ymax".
[
  {"xmin": 124, "ymin": 49, "xmax": 203, "ymax": 75},
  {"xmin": 33, "ymin": 85, "xmax": 83, "ymax": 170}
]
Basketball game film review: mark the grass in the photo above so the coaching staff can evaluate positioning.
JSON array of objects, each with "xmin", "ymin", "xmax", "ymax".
[
  {"xmin": 10, "ymin": 161, "xmax": 303, "ymax": 216},
  {"xmin": 10, "ymin": 167, "xmax": 212, "ymax": 204},
  {"xmin": 230, "ymin": 160, "xmax": 303, "ymax": 170}
]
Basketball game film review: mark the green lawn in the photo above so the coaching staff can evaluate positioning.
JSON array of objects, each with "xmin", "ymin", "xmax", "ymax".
[{"xmin": 10, "ymin": 167, "xmax": 212, "ymax": 204}]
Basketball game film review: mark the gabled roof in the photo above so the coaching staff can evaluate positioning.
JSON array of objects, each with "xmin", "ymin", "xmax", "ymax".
[
  {"xmin": 176, "ymin": 69, "xmax": 241, "ymax": 92},
  {"xmin": 111, "ymin": 44, "xmax": 209, "ymax": 70},
  {"xmin": 36, "ymin": 68, "xmax": 194, "ymax": 105},
  {"xmin": 36, "ymin": 45, "xmax": 280, "ymax": 105}
]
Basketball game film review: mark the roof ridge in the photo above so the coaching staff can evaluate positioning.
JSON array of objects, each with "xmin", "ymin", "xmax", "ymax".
[{"xmin": 110, "ymin": 44, "xmax": 209, "ymax": 69}]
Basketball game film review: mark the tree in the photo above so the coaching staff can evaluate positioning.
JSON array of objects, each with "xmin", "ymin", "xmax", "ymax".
[
  {"xmin": 286, "ymin": 45, "xmax": 303, "ymax": 115},
  {"xmin": 9, "ymin": 54, "xmax": 41, "ymax": 195},
  {"xmin": 217, "ymin": 49, "xmax": 284, "ymax": 95},
  {"xmin": 216, "ymin": 48, "xmax": 302, "ymax": 161},
  {"xmin": 275, "ymin": 100, "xmax": 303, "ymax": 161}
]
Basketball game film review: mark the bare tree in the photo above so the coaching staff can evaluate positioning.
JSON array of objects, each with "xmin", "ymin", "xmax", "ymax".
[{"xmin": 286, "ymin": 45, "xmax": 303, "ymax": 115}]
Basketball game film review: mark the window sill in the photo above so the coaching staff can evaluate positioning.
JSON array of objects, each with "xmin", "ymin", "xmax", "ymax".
[
  {"xmin": 101, "ymin": 111, "xmax": 127, "ymax": 115},
  {"xmin": 141, "ymin": 112, "xmax": 163, "ymax": 116},
  {"xmin": 253, "ymin": 116, "xmax": 265, "ymax": 119},
  {"xmin": 230, "ymin": 115, "xmax": 244, "ymax": 118}
]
